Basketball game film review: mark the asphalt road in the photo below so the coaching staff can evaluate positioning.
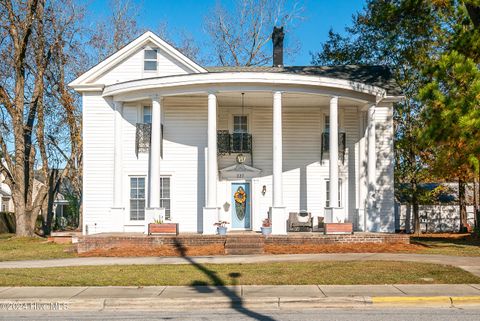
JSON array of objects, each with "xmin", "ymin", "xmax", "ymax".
[{"xmin": 1, "ymin": 308, "xmax": 480, "ymax": 321}]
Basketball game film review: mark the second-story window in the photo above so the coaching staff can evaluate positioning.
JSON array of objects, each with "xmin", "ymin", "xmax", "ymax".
[
  {"xmin": 233, "ymin": 115, "xmax": 248, "ymax": 133},
  {"xmin": 143, "ymin": 106, "xmax": 152, "ymax": 124},
  {"xmin": 144, "ymin": 49, "xmax": 157, "ymax": 71}
]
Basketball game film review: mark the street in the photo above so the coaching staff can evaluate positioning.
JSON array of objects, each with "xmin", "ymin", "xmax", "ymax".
[{"xmin": 1, "ymin": 308, "xmax": 480, "ymax": 321}]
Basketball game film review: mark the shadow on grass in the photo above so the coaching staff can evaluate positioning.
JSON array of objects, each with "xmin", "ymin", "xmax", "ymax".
[{"xmin": 173, "ymin": 239, "xmax": 276, "ymax": 321}]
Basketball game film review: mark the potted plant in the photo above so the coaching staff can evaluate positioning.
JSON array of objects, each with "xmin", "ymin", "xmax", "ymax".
[
  {"xmin": 261, "ymin": 218, "xmax": 272, "ymax": 236},
  {"xmin": 148, "ymin": 215, "xmax": 179, "ymax": 235},
  {"xmin": 214, "ymin": 221, "xmax": 229, "ymax": 235}
]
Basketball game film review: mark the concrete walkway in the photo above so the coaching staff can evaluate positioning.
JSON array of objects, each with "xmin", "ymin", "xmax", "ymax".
[
  {"xmin": 1, "ymin": 253, "xmax": 480, "ymax": 276},
  {"xmin": 1, "ymin": 285, "xmax": 480, "ymax": 310}
]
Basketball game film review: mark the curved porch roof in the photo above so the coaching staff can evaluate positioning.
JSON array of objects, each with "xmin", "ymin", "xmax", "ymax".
[{"xmin": 102, "ymin": 69, "xmax": 402, "ymax": 104}]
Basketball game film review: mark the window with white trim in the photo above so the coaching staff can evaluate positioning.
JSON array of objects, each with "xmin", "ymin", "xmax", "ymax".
[
  {"xmin": 144, "ymin": 49, "xmax": 157, "ymax": 71},
  {"xmin": 325, "ymin": 179, "xmax": 342, "ymax": 207},
  {"xmin": 233, "ymin": 115, "xmax": 248, "ymax": 133},
  {"xmin": 130, "ymin": 177, "xmax": 145, "ymax": 220},
  {"xmin": 143, "ymin": 106, "xmax": 152, "ymax": 124},
  {"xmin": 324, "ymin": 115, "xmax": 330, "ymax": 133},
  {"xmin": 160, "ymin": 176, "xmax": 171, "ymax": 220}
]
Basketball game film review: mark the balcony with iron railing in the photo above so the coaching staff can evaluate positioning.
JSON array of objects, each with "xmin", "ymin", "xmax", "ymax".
[{"xmin": 217, "ymin": 130, "xmax": 252, "ymax": 156}]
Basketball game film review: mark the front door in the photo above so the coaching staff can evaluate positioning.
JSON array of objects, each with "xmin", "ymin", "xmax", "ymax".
[{"xmin": 231, "ymin": 182, "xmax": 251, "ymax": 229}]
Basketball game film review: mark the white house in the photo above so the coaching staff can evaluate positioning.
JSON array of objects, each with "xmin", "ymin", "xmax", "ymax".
[{"xmin": 69, "ymin": 29, "xmax": 402, "ymax": 235}]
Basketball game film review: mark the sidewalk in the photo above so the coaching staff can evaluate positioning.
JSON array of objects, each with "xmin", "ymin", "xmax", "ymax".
[
  {"xmin": 1, "ymin": 253, "xmax": 480, "ymax": 277},
  {"xmin": 1, "ymin": 285, "xmax": 480, "ymax": 310}
]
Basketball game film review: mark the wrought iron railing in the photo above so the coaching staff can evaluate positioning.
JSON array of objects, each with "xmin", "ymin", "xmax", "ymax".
[
  {"xmin": 135, "ymin": 123, "xmax": 151, "ymax": 156},
  {"xmin": 217, "ymin": 130, "xmax": 252, "ymax": 155},
  {"xmin": 321, "ymin": 131, "xmax": 346, "ymax": 163}
]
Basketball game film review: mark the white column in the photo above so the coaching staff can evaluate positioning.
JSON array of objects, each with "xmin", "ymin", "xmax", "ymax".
[
  {"xmin": 207, "ymin": 93, "xmax": 218, "ymax": 208},
  {"xmin": 202, "ymin": 93, "xmax": 219, "ymax": 235},
  {"xmin": 367, "ymin": 103, "xmax": 376, "ymax": 230},
  {"xmin": 148, "ymin": 96, "xmax": 162, "ymax": 209},
  {"xmin": 113, "ymin": 101, "xmax": 123, "ymax": 208},
  {"xmin": 329, "ymin": 96, "xmax": 339, "ymax": 208},
  {"xmin": 272, "ymin": 91, "xmax": 283, "ymax": 207},
  {"xmin": 270, "ymin": 91, "xmax": 287, "ymax": 234}
]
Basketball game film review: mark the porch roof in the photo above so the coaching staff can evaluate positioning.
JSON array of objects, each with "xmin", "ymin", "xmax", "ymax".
[{"xmin": 206, "ymin": 65, "xmax": 401, "ymax": 96}]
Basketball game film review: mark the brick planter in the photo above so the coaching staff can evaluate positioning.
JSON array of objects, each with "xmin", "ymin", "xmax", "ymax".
[
  {"xmin": 324, "ymin": 223, "xmax": 353, "ymax": 235},
  {"xmin": 148, "ymin": 223, "xmax": 178, "ymax": 235}
]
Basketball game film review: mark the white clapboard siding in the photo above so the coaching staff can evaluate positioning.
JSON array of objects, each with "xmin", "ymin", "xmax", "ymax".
[
  {"xmin": 375, "ymin": 103, "xmax": 395, "ymax": 232},
  {"xmin": 344, "ymin": 107, "xmax": 359, "ymax": 228},
  {"xmin": 82, "ymin": 93, "xmax": 394, "ymax": 234},
  {"xmin": 92, "ymin": 42, "xmax": 190, "ymax": 85},
  {"xmin": 82, "ymin": 93, "xmax": 115, "ymax": 234}
]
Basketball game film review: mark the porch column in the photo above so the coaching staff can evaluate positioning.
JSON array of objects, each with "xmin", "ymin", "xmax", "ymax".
[
  {"xmin": 270, "ymin": 91, "xmax": 287, "ymax": 234},
  {"xmin": 148, "ymin": 96, "xmax": 162, "ymax": 209},
  {"xmin": 329, "ymin": 96, "xmax": 339, "ymax": 208},
  {"xmin": 325, "ymin": 95, "xmax": 344, "ymax": 223},
  {"xmin": 367, "ymin": 103, "xmax": 376, "ymax": 231},
  {"xmin": 202, "ymin": 92, "xmax": 219, "ymax": 234},
  {"xmin": 207, "ymin": 93, "xmax": 218, "ymax": 208},
  {"xmin": 113, "ymin": 101, "xmax": 123, "ymax": 208}
]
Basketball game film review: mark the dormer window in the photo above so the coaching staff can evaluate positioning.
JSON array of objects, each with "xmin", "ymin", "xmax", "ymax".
[{"xmin": 144, "ymin": 49, "xmax": 157, "ymax": 71}]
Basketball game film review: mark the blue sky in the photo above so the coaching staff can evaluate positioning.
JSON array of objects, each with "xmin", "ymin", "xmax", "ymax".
[{"xmin": 86, "ymin": 0, "xmax": 365, "ymax": 65}]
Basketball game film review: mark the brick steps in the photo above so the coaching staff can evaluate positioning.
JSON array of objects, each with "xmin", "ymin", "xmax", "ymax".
[{"xmin": 224, "ymin": 235, "xmax": 265, "ymax": 255}]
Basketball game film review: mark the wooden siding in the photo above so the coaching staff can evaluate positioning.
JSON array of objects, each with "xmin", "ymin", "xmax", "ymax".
[
  {"xmin": 82, "ymin": 95, "xmax": 395, "ymax": 234},
  {"xmin": 92, "ymin": 42, "xmax": 191, "ymax": 85}
]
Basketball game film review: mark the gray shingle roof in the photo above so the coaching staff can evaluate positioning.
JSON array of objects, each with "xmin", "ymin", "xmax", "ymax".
[{"xmin": 205, "ymin": 65, "xmax": 401, "ymax": 96}]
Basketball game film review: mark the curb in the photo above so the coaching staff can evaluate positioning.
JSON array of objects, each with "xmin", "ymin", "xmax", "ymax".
[{"xmin": 1, "ymin": 296, "xmax": 480, "ymax": 311}]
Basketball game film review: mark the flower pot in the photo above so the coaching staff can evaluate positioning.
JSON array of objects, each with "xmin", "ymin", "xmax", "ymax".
[
  {"xmin": 261, "ymin": 226, "xmax": 272, "ymax": 236},
  {"xmin": 217, "ymin": 226, "xmax": 227, "ymax": 235}
]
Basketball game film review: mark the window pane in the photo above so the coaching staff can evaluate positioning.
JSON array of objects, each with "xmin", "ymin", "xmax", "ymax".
[
  {"xmin": 143, "ymin": 106, "xmax": 152, "ymax": 124},
  {"xmin": 325, "ymin": 116, "xmax": 330, "ymax": 132},
  {"xmin": 144, "ymin": 49, "xmax": 157, "ymax": 60},
  {"xmin": 144, "ymin": 61, "xmax": 157, "ymax": 71},
  {"xmin": 130, "ymin": 177, "xmax": 145, "ymax": 220},
  {"xmin": 233, "ymin": 116, "xmax": 248, "ymax": 133}
]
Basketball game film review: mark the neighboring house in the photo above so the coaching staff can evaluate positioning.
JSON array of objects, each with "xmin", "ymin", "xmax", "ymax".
[
  {"xmin": 69, "ymin": 29, "xmax": 403, "ymax": 235},
  {"xmin": 0, "ymin": 173, "xmax": 13, "ymax": 212},
  {"xmin": 0, "ymin": 170, "xmax": 70, "ymax": 224}
]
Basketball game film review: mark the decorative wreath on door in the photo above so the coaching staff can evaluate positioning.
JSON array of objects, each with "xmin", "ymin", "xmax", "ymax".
[{"xmin": 234, "ymin": 187, "xmax": 247, "ymax": 221}]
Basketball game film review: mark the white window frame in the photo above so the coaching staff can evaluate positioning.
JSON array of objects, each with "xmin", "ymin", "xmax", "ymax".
[
  {"xmin": 233, "ymin": 115, "xmax": 249, "ymax": 133},
  {"xmin": 143, "ymin": 48, "xmax": 158, "ymax": 72},
  {"xmin": 325, "ymin": 178, "xmax": 342, "ymax": 208},
  {"xmin": 129, "ymin": 176, "xmax": 146, "ymax": 221},
  {"xmin": 160, "ymin": 176, "xmax": 171, "ymax": 220},
  {"xmin": 143, "ymin": 106, "xmax": 152, "ymax": 124}
]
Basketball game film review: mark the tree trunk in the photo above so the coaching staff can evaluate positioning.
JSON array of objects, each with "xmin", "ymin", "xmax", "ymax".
[
  {"xmin": 13, "ymin": 200, "xmax": 36, "ymax": 237},
  {"xmin": 412, "ymin": 181, "xmax": 420, "ymax": 234},
  {"xmin": 459, "ymin": 179, "xmax": 468, "ymax": 233}
]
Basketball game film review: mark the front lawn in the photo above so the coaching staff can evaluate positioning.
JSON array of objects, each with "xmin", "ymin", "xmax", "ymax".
[
  {"xmin": 411, "ymin": 234, "xmax": 480, "ymax": 257},
  {"xmin": 0, "ymin": 261, "xmax": 478, "ymax": 286},
  {"xmin": 0, "ymin": 234, "xmax": 76, "ymax": 261}
]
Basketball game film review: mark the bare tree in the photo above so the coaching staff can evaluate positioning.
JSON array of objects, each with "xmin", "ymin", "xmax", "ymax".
[
  {"xmin": 157, "ymin": 21, "xmax": 202, "ymax": 63},
  {"xmin": 0, "ymin": 0, "xmax": 82, "ymax": 236},
  {"xmin": 87, "ymin": 0, "xmax": 142, "ymax": 64},
  {"xmin": 204, "ymin": 0, "xmax": 303, "ymax": 66}
]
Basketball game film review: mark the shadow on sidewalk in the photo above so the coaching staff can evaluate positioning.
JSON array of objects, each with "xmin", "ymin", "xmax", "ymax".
[{"xmin": 173, "ymin": 239, "xmax": 276, "ymax": 321}]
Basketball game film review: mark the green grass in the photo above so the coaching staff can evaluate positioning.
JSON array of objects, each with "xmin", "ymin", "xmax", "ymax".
[
  {"xmin": 0, "ymin": 261, "xmax": 478, "ymax": 286},
  {"xmin": 412, "ymin": 237, "xmax": 480, "ymax": 257},
  {"xmin": 0, "ymin": 234, "xmax": 75, "ymax": 261}
]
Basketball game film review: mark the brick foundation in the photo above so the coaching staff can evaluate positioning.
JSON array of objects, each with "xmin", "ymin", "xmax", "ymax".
[{"xmin": 76, "ymin": 233, "xmax": 409, "ymax": 254}]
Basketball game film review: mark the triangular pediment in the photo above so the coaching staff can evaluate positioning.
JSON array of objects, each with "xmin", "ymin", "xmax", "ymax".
[
  {"xmin": 220, "ymin": 163, "xmax": 262, "ymax": 180},
  {"xmin": 69, "ymin": 31, "xmax": 206, "ymax": 90}
]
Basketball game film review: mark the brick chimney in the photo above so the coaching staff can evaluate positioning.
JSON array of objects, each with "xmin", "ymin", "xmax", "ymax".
[{"xmin": 272, "ymin": 26, "xmax": 284, "ymax": 67}]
